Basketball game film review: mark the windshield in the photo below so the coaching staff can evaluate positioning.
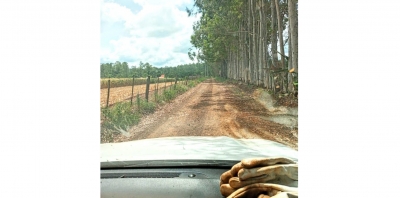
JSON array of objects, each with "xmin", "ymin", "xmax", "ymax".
[{"xmin": 100, "ymin": 0, "xmax": 298, "ymax": 166}]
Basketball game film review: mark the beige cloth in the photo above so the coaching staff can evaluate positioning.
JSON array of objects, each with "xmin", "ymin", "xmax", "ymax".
[{"xmin": 220, "ymin": 157, "xmax": 298, "ymax": 198}]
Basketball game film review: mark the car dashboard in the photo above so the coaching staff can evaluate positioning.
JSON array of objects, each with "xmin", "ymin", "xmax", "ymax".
[{"xmin": 101, "ymin": 167, "xmax": 228, "ymax": 197}]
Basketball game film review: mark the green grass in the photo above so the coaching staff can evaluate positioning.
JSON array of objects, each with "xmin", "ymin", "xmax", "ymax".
[
  {"xmin": 215, "ymin": 76, "xmax": 228, "ymax": 83},
  {"xmin": 101, "ymin": 102, "xmax": 140, "ymax": 142},
  {"xmin": 158, "ymin": 84, "xmax": 189, "ymax": 102},
  {"xmin": 100, "ymin": 77, "xmax": 206, "ymax": 143},
  {"xmin": 138, "ymin": 99, "xmax": 156, "ymax": 114}
]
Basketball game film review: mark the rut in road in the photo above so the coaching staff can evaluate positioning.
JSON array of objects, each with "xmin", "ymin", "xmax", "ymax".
[{"xmin": 115, "ymin": 78, "xmax": 297, "ymax": 149}]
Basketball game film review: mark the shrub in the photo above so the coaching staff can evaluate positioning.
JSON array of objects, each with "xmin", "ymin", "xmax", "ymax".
[
  {"xmin": 139, "ymin": 99, "xmax": 156, "ymax": 114},
  {"xmin": 101, "ymin": 102, "xmax": 140, "ymax": 142}
]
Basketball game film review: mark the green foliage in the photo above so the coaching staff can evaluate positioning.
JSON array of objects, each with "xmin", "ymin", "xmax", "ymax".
[
  {"xmin": 157, "ymin": 83, "xmax": 193, "ymax": 103},
  {"xmin": 195, "ymin": 77, "xmax": 208, "ymax": 83},
  {"xmin": 188, "ymin": 0, "xmax": 291, "ymax": 79},
  {"xmin": 175, "ymin": 84, "xmax": 189, "ymax": 93},
  {"xmin": 101, "ymin": 102, "xmax": 140, "ymax": 128},
  {"xmin": 215, "ymin": 76, "xmax": 228, "ymax": 83},
  {"xmin": 162, "ymin": 89, "xmax": 176, "ymax": 102},
  {"xmin": 138, "ymin": 99, "xmax": 156, "ymax": 114},
  {"xmin": 101, "ymin": 102, "xmax": 140, "ymax": 142},
  {"xmin": 101, "ymin": 62, "xmax": 207, "ymax": 79},
  {"xmin": 100, "ymin": 76, "xmax": 205, "ymax": 143}
]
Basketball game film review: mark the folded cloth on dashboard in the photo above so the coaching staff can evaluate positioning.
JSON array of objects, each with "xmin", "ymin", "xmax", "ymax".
[{"xmin": 220, "ymin": 157, "xmax": 298, "ymax": 198}]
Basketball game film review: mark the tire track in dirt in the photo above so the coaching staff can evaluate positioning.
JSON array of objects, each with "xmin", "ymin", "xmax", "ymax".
[{"xmin": 114, "ymin": 78, "xmax": 297, "ymax": 149}]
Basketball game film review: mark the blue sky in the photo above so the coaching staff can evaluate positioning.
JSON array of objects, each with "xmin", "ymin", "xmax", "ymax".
[{"xmin": 101, "ymin": 0, "xmax": 199, "ymax": 67}]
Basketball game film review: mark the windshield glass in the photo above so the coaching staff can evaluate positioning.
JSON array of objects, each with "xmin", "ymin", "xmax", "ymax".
[{"xmin": 100, "ymin": 0, "xmax": 298, "ymax": 165}]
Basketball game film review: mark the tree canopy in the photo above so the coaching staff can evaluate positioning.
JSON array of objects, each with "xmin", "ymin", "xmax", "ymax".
[
  {"xmin": 187, "ymin": 0, "xmax": 298, "ymax": 93},
  {"xmin": 101, "ymin": 62, "xmax": 208, "ymax": 78}
]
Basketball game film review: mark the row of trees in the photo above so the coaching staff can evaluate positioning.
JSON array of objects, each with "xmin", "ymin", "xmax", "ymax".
[
  {"xmin": 100, "ymin": 61, "xmax": 209, "ymax": 78},
  {"xmin": 187, "ymin": 0, "xmax": 298, "ymax": 93}
]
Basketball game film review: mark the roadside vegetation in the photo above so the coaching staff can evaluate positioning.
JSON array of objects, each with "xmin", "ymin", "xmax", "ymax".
[{"xmin": 101, "ymin": 77, "xmax": 208, "ymax": 143}]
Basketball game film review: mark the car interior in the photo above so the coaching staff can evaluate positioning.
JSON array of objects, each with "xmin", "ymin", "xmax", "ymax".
[{"xmin": 101, "ymin": 166, "xmax": 228, "ymax": 197}]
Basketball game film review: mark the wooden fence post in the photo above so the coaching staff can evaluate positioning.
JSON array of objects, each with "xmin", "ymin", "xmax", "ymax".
[
  {"xmin": 130, "ymin": 76, "xmax": 135, "ymax": 105},
  {"xmin": 164, "ymin": 78, "xmax": 167, "ymax": 91},
  {"xmin": 156, "ymin": 77, "xmax": 159, "ymax": 102},
  {"xmin": 174, "ymin": 77, "xmax": 177, "ymax": 89},
  {"xmin": 145, "ymin": 75, "xmax": 150, "ymax": 102},
  {"xmin": 137, "ymin": 93, "xmax": 140, "ymax": 112},
  {"xmin": 106, "ymin": 78, "xmax": 111, "ymax": 108}
]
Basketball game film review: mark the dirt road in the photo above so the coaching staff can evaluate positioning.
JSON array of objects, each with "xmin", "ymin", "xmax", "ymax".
[{"xmin": 114, "ymin": 78, "xmax": 298, "ymax": 149}]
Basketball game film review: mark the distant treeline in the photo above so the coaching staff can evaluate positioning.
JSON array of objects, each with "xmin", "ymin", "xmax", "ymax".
[{"xmin": 101, "ymin": 61, "xmax": 210, "ymax": 78}]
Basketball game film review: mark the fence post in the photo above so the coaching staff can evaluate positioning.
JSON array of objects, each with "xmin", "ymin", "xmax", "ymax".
[
  {"xmin": 145, "ymin": 75, "xmax": 150, "ymax": 102},
  {"xmin": 130, "ymin": 76, "xmax": 135, "ymax": 105},
  {"xmin": 156, "ymin": 77, "xmax": 159, "ymax": 102},
  {"xmin": 106, "ymin": 78, "xmax": 111, "ymax": 108},
  {"xmin": 174, "ymin": 77, "xmax": 177, "ymax": 89},
  {"xmin": 137, "ymin": 93, "xmax": 140, "ymax": 112},
  {"xmin": 164, "ymin": 77, "xmax": 166, "ymax": 91}
]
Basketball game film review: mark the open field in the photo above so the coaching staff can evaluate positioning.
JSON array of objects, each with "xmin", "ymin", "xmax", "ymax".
[
  {"xmin": 100, "ymin": 78, "xmax": 176, "ymax": 89},
  {"xmin": 100, "ymin": 81, "xmax": 183, "ymax": 107}
]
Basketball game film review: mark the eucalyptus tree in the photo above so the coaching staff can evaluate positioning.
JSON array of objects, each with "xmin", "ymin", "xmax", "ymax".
[{"xmin": 188, "ymin": 0, "xmax": 297, "ymax": 93}]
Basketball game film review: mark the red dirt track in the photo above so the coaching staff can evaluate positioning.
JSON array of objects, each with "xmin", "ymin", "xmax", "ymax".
[{"xmin": 114, "ymin": 78, "xmax": 298, "ymax": 149}]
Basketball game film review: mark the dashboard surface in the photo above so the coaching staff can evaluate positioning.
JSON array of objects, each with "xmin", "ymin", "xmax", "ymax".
[{"xmin": 101, "ymin": 167, "xmax": 228, "ymax": 198}]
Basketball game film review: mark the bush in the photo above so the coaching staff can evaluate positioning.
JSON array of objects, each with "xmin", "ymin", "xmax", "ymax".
[
  {"xmin": 139, "ymin": 99, "xmax": 156, "ymax": 114},
  {"xmin": 100, "ymin": 76, "xmax": 207, "ymax": 143},
  {"xmin": 188, "ymin": 81, "xmax": 196, "ymax": 88},
  {"xmin": 101, "ymin": 102, "xmax": 140, "ymax": 142},
  {"xmin": 175, "ymin": 84, "xmax": 188, "ymax": 94},
  {"xmin": 162, "ymin": 89, "xmax": 177, "ymax": 102}
]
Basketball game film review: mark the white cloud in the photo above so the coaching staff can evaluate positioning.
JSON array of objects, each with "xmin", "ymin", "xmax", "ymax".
[
  {"xmin": 132, "ymin": 0, "xmax": 191, "ymax": 6},
  {"xmin": 101, "ymin": 0, "xmax": 198, "ymax": 67},
  {"xmin": 101, "ymin": 1, "xmax": 135, "ymax": 23}
]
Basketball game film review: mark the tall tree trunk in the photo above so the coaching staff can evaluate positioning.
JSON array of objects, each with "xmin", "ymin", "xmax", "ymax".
[
  {"xmin": 287, "ymin": 19, "xmax": 293, "ymax": 92},
  {"xmin": 251, "ymin": 0, "xmax": 257, "ymax": 85},
  {"xmin": 262, "ymin": 0, "xmax": 269, "ymax": 88},
  {"xmin": 258, "ymin": 0, "xmax": 263, "ymax": 87},
  {"xmin": 239, "ymin": 22, "xmax": 242, "ymax": 81},
  {"xmin": 271, "ymin": 0, "xmax": 278, "ymax": 66},
  {"xmin": 247, "ymin": 0, "xmax": 252, "ymax": 84},
  {"xmin": 236, "ymin": 33, "xmax": 240, "ymax": 80},
  {"xmin": 288, "ymin": 0, "xmax": 298, "ymax": 73},
  {"xmin": 242, "ymin": 21, "xmax": 247, "ymax": 82},
  {"xmin": 228, "ymin": 49, "xmax": 231, "ymax": 78},
  {"xmin": 275, "ymin": 0, "xmax": 286, "ymax": 93}
]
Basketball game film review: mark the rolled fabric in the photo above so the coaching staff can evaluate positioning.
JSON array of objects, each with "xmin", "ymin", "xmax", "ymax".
[
  {"xmin": 229, "ymin": 174, "xmax": 275, "ymax": 189},
  {"xmin": 219, "ymin": 157, "xmax": 298, "ymax": 198},
  {"xmin": 238, "ymin": 164, "xmax": 298, "ymax": 181},
  {"xmin": 220, "ymin": 170, "xmax": 233, "ymax": 185},
  {"xmin": 220, "ymin": 184, "xmax": 236, "ymax": 197},
  {"xmin": 241, "ymin": 157, "xmax": 296, "ymax": 169},
  {"xmin": 230, "ymin": 162, "xmax": 244, "ymax": 177}
]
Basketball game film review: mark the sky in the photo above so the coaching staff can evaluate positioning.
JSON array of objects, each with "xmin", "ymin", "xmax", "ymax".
[{"xmin": 101, "ymin": 0, "xmax": 199, "ymax": 68}]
